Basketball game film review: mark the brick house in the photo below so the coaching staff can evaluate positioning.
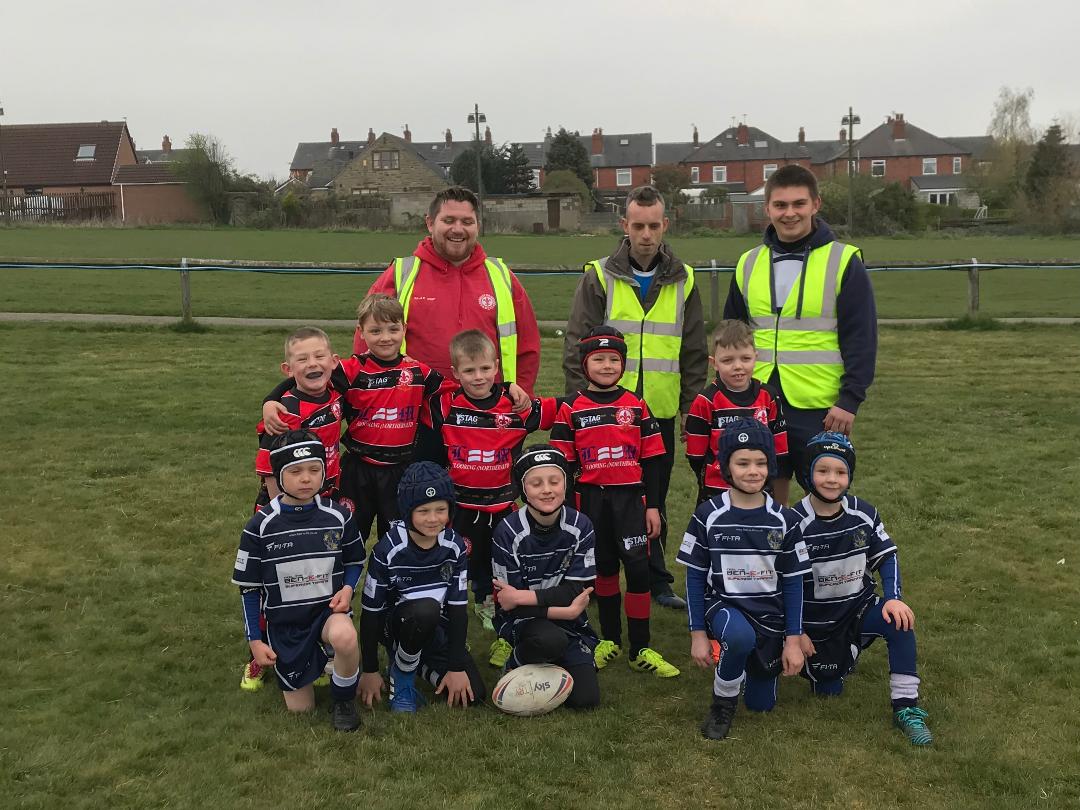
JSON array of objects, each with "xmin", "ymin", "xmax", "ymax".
[
  {"xmin": 0, "ymin": 120, "xmax": 204, "ymax": 223},
  {"xmin": 137, "ymin": 135, "xmax": 193, "ymax": 165},
  {"xmin": 580, "ymin": 128, "xmax": 653, "ymax": 193},
  {"xmin": 329, "ymin": 132, "xmax": 447, "ymax": 196}
]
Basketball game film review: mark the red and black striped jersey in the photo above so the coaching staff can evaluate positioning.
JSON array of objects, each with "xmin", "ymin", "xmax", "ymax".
[
  {"xmin": 550, "ymin": 387, "xmax": 665, "ymax": 487},
  {"xmin": 332, "ymin": 353, "xmax": 443, "ymax": 465},
  {"xmin": 685, "ymin": 378, "xmax": 788, "ymax": 490},
  {"xmin": 432, "ymin": 384, "xmax": 558, "ymax": 513},
  {"xmin": 256, "ymin": 386, "xmax": 344, "ymax": 485}
]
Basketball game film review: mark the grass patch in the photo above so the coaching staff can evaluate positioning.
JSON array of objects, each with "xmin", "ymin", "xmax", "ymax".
[
  {"xmin": 940, "ymin": 315, "xmax": 1006, "ymax": 330},
  {"xmin": 2, "ymin": 324, "xmax": 1079, "ymax": 807}
]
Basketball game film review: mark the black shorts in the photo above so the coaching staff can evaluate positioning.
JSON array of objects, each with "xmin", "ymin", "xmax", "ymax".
[
  {"xmin": 338, "ymin": 454, "xmax": 405, "ymax": 540},
  {"xmin": 576, "ymin": 484, "xmax": 649, "ymax": 577},
  {"xmin": 266, "ymin": 607, "xmax": 334, "ymax": 691},
  {"xmin": 802, "ymin": 600, "xmax": 873, "ymax": 683}
]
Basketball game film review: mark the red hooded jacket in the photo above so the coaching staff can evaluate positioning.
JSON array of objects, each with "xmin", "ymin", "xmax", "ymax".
[{"xmin": 353, "ymin": 237, "xmax": 540, "ymax": 395}]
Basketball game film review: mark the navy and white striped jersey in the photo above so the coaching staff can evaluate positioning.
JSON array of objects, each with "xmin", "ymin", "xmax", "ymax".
[
  {"xmin": 677, "ymin": 491, "xmax": 811, "ymax": 637},
  {"xmin": 232, "ymin": 496, "xmax": 363, "ymax": 630},
  {"xmin": 361, "ymin": 521, "xmax": 469, "ymax": 615},
  {"xmin": 491, "ymin": 506, "xmax": 598, "ymax": 640},
  {"xmin": 789, "ymin": 495, "xmax": 899, "ymax": 639}
]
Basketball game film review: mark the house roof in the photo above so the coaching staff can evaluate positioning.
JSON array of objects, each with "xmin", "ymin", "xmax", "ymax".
[
  {"xmin": 290, "ymin": 140, "xmax": 369, "ymax": 171},
  {"xmin": 655, "ymin": 141, "xmax": 697, "ymax": 165},
  {"xmin": 944, "ymin": 135, "xmax": 994, "ymax": 161},
  {"xmin": 0, "ymin": 121, "xmax": 134, "ymax": 187},
  {"xmin": 802, "ymin": 139, "xmax": 849, "ymax": 164},
  {"xmin": 855, "ymin": 119, "xmax": 966, "ymax": 158},
  {"xmin": 114, "ymin": 163, "xmax": 182, "ymax": 184},
  {"xmin": 581, "ymin": 132, "xmax": 653, "ymax": 168},
  {"xmin": 682, "ymin": 126, "xmax": 814, "ymax": 163},
  {"xmin": 909, "ymin": 174, "xmax": 972, "ymax": 190}
]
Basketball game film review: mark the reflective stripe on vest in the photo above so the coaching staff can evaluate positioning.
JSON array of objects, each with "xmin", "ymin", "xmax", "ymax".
[
  {"xmin": 591, "ymin": 258, "xmax": 694, "ymax": 418},
  {"xmin": 734, "ymin": 241, "xmax": 860, "ymax": 409},
  {"xmin": 394, "ymin": 255, "xmax": 518, "ymax": 381}
]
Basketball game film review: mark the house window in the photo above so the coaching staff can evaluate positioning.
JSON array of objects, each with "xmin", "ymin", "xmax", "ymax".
[
  {"xmin": 871, "ymin": 160, "xmax": 886, "ymax": 177},
  {"xmin": 712, "ymin": 165, "xmax": 727, "ymax": 183},
  {"xmin": 619, "ymin": 138, "xmax": 630, "ymax": 146},
  {"xmin": 763, "ymin": 164, "xmax": 778, "ymax": 180},
  {"xmin": 754, "ymin": 140, "xmax": 768, "ymax": 148},
  {"xmin": 373, "ymin": 150, "xmax": 400, "ymax": 170},
  {"xmin": 927, "ymin": 191, "xmax": 956, "ymax": 205},
  {"xmin": 616, "ymin": 169, "xmax": 632, "ymax": 186},
  {"xmin": 953, "ymin": 157, "xmax": 962, "ymax": 175},
  {"xmin": 531, "ymin": 169, "xmax": 541, "ymax": 189},
  {"xmin": 75, "ymin": 144, "xmax": 96, "ymax": 161},
  {"xmin": 690, "ymin": 166, "xmax": 700, "ymax": 184},
  {"xmin": 922, "ymin": 157, "xmax": 937, "ymax": 175}
]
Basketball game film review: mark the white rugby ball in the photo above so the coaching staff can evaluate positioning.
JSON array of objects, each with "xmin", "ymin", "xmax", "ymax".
[{"xmin": 493, "ymin": 664, "xmax": 574, "ymax": 717}]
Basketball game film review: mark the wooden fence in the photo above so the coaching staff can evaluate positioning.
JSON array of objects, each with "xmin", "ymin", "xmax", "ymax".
[{"xmin": 0, "ymin": 191, "xmax": 117, "ymax": 223}]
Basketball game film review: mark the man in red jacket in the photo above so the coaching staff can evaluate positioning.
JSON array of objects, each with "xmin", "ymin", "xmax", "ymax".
[{"xmin": 354, "ymin": 186, "xmax": 540, "ymax": 397}]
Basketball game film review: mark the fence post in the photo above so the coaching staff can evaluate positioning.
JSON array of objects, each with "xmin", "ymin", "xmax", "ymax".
[
  {"xmin": 180, "ymin": 257, "xmax": 192, "ymax": 322},
  {"xmin": 709, "ymin": 259, "xmax": 719, "ymax": 322},
  {"xmin": 967, "ymin": 257, "xmax": 979, "ymax": 318}
]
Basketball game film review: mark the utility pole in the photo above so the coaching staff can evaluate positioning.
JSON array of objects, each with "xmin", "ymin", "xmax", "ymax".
[
  {"xmin": 0, "ymin": 101, "xmax": 7, "ymax": 225},
  {"xmin": 467, "ymin": 103, "xmax": 486, "ymax": 235},
  {"xmin": 838, "ymin": 106, "xmax": 864, "ymax": 234}
]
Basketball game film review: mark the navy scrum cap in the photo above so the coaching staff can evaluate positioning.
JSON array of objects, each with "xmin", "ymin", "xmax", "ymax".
[
  {"xmin": 805, "ymin": 431, "xmax": 856, "ymax": 503},
  {"xmin": 269, "ymin": 430, "xmax": 326, "ymax": 494},
  {"xmin": 397, "ymin": 461, "xmax": 456, "ymax": 517},
  {"xmin": 718, "ymin": 417, "xmax": 777, "ymax": 479}
]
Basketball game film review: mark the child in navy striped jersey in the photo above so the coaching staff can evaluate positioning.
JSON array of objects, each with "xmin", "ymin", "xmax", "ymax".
[
  {"xmin": 790, "ymin": 432, "xmax": 932, "ymax": 745},
  {"xmin": 357, "ymin": 462, "xmax": 486, "ymax": 713},
  {"xmin": 231, "ymin": 432, "xmax": 364, "ymax": 732},
  {"xmin": 489, "ymin": 445, "xmax": 600, "ymax": 708},
  {"xmin": 677, "ymin": 418, "xmax": 810, "ymax": 741}
]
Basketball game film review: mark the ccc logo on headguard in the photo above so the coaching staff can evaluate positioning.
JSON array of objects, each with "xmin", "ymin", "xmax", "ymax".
[{"xmin": 293, "ymin": 447, "xmax": 312, "ymax": 458}]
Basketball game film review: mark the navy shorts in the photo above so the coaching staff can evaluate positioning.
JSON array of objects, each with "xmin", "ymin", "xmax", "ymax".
[
  {"xmin": 802, "ymin": 599, "xmax": 873, "ymax": 684},
  {"xmin": 266, "ymin": 607, "xmax": 334, "ymax": 691}
]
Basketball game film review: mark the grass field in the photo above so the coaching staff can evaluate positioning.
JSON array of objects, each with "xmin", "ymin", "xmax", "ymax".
[{"xmin": 3, "ymin": 322, "xmax": 1078, "ymax": 809}]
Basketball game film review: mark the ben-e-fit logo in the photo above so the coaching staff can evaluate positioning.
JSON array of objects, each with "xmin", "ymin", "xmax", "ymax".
[{"xmin": 282, "ymin": 571, "xmax": 331, "ymax": 590}]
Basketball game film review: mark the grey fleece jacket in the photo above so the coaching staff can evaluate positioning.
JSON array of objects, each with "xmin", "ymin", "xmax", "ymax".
[{"xmin": 562, "ymin": 237, "xmax": 710, "ymax": 415}]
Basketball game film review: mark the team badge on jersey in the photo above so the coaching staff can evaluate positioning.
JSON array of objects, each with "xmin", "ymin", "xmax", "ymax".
[
  {"xmin": 332, "ymin": 401, "xmax": 342, "ymax": 418},
  {"xmin": 397, "ymin": 368, "xmax": 413, "ymax": 387},
  {"xmin": 323, "ymin": 530, "xmax": 342, "ymax": 551},
  {"xmin": 439, "ymin": 560, "xmax": 454, "ymax": 582},
  {"xmin": 495, "ymin": 413, "xmax": 512, "ymax": 430},
  {"xmin": 766, "ymin": 530, "xmax": 783, "ymax": 551},
  {"xmin": 478, "ymin": 294, "xmax": 497, "ymax": 310},
  {"xmin": 755, "ymin": 406, "xmax": 768, "ymax": 422},
  {"xmin": 852, "ymin": 527, "xmax": 868, "ymax": 549},
  {"xmin": 615, "ymin": 407, "xmax": 634, "ymax": 426},
  {"xmin": 559, "ymin": 550, "xmax": 574, "ymax": 572}
]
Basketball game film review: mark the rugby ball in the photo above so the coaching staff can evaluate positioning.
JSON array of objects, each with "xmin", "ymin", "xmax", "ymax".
[{"xmin": 492, "ymin": 664, "xmax": 574, "ymax": 717}]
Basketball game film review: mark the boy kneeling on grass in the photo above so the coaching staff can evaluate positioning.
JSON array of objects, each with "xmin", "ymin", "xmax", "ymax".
[
  {"xmin": 677, "ymin": 418, "xmax": 811, "ymax": 740},
  {"xmin": 792, "ymin": 432, "xmax": 932, "ymax": 746},
  {"xmin": 231, "ymin": 431, "xmax": 364, "ymax": 732},
  {"xmin": 490, "ymin": 444, "xmax": 600, "ymax": 709},
  {"xmin": 357, "ymin": 462, "xmax": 487, "ymax": 713}
]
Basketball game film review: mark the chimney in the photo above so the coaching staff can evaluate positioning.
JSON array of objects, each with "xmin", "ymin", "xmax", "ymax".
[
  {"xmin": 891, "ymin": 112, "xmax": 906, "ymax": 140},
  {"xmin": 330, "ymin": 127, "xmax": 339, "ymax": 145},
  {"xmin": 162, "ymin": 135, "xmax": 172, "ymax": 154},
  {"xmin": 692, "ymin": 125, "xmax": 699, "ymax": 146},
  {"xmin": 445, "ymin": 128, "xmax": 453, "ymax": 147},
  {"xmin": 484, "ymin": 125, "xmax": 492, "ymax": 146},
  {"xmin": 367, "ymin": 128, "xmax": 376, "ymax": 146},
  {"xmin": 591, "ymin": 127, "xmax": 604, "ymax": 155},
  {"xmin": 403, "ymin": 124, "xmax": 412, "ymax": 143},
  {"xmin": 736, "ymin": 123, "xmax": 749, "ymax": 145},
  {"xmin": 798, "ymin": 126, "xmax": 805, "ymax": 145},
  {"xmin": 839, "ymin": 128, "xmax": 847, "ymax": 143}
]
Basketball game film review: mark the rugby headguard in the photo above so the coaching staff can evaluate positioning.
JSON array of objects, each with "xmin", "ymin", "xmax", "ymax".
[
  {"xmin": 269, "ymin": 430, "xmax": 326, "ymax": 499},
  {"xmin": 397, "ymin": 461, "xmax": 456, "ymax": 532},
  {"xmin": 805, "ymin": 431, "xmax": 856, "ymax": 503},
  {"xmin": 718, "ymin": 418, "xmax": 777, "ymax": 492},
  {"xmin": 578, "ymin": 325, "xmax": 627, "ymax": 386},
  {"xmin": 513, "ymin": 444, "xmax": 570, "ymax": 516}
]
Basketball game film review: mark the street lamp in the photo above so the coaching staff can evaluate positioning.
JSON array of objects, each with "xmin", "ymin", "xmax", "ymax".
[
  {"xmin": 841, "ymin": 107, "xmax": 861, "ymax": 233},
  {"xmin": 467, "ymin": 103, "xmax": 486, "ymax": 235}
]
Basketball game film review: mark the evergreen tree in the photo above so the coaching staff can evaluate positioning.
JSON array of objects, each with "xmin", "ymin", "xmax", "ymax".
[
  {"xmin": 503, "ymin": 143, "xmax": 535, "ymax": 193},
  {"xmin": 1025, "ymin": 124, "xmax": 1069, "ymax": 202},
  {"xmin": 449, "ymin": 145, "xmax": 508, "ymax": 194},
  {"xmin": 544, "ymin": 128, "xmax": 592, "ymax": 188}
]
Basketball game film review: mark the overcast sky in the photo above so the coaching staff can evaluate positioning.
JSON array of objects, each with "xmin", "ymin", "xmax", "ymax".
[{"xmin": 3, "ymin": 1, "xmax": 1076, "ymax": 178}]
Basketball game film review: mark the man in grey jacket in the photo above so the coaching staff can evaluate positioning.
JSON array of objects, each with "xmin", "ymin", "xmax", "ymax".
[{"xmin": 563, "ymin": 185, "xmax": 709, "ymax": 610}]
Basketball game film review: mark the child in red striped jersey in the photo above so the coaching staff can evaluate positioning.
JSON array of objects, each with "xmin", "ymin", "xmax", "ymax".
[
  {"xmin": 550, "ymin": 326, "xmax": 680, "ymax": 679},
  {"xmin": 430, "ymin": 330, "xmax": 559, "ymax": 637},
  {"xmin": 685, "ymin": 320, "xmax": 790, "ymax": 505}
]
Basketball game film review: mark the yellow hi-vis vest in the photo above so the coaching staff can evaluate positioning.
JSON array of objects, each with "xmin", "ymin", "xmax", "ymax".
[
  {"xmin": 590, "ymin": 258, "xmax": 694, "ymax": 419},
  {"xmin": 393, "ymin": 255, "xmax": 519, "ymax": 382},
  {"xmin": 734, "ymin": 241, "xmax": 861, "ymax": 410}
]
